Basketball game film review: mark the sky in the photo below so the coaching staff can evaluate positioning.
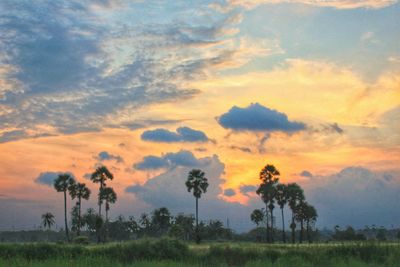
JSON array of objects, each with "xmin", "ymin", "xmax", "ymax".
[{"xmin": 0, "ymin": 0, "xmax": 399, "ymax": 232}]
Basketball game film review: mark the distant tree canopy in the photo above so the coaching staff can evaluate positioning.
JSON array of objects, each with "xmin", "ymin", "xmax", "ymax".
[{"xmin": 332, "ymin": 226, "xmax": 366, "ymax": 241}]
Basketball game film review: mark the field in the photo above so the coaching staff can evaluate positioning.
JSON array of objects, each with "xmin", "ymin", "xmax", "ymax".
[{"xmin": 1, "ymin": 239, "xmax": 400, "ymax": 267}]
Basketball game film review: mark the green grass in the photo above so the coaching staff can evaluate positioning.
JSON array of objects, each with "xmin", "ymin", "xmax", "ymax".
[{"xmin": 1, "ymin": 240, "xmax": 400, "ymax": 267}]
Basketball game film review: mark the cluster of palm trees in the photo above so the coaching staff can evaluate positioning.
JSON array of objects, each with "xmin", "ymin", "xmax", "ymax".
[
  {"xmin": 251, "ymin": 164, "xmax": 317, "ymax": 243},
  {"xmin": 40, "ymin": 163, "xmax": 316, "ymax": 244},
  {"xmin": 44, "ymin": 165, "xmax": 117, "ymax": 242}
]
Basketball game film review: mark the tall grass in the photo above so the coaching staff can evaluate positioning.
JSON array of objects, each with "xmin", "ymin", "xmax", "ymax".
[{"xmin": 1, "ymin": 240, "xmax": 400, "ymax": 266}]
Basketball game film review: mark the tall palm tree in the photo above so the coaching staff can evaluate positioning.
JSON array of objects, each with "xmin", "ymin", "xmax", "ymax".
[
  {"xmin": 100, "ymin": 187, "xmax": 117, "ymax": 222},
  {"xmin": 54, "ymin": 173, "xmax": 75, "ymax": 242},
  {"xmin": 90, "ymin": 166, "xmax": 113, "ymax": 216},
  {"xmin": 69, "ymin": 182, "xmax": 91, "ymax": 236},
  {"xmin": 185, "ymin": 169, "xmax": 209, "ymax": 244},
  {"xmin": 256, "ymin": 164, "xmax": 279, "ymax": 243},
  {"xmin": 287, "ymin": 183, "xmax": 305, "ymax": 244},
  {"xmin": 41, "ymin": 212, "xmax": 55, "ymax": 230},
  {"xmin": 275, "ymin": 183, "xmax": 288, "ymax": 243}
]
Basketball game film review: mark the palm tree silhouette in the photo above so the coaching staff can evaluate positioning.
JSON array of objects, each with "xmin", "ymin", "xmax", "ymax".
[
  {"xmin": 90, "ymin": 166, "xmax": 113, "ymax": 216},
  {"xmin": 250, "ymin": 209, "xmax": 264, "ymax": 227},
  {"xmin": 41, "ymin": 212, "xmax": 55, "ymax": 242},
  {"xmin": 256, "ymin": 164, "xmax": 279, "ymax": 243},
  {"xmin": 54, "ymin": 173, "xmax": 75, "ymax": 242},
  {"xmin": 69, "ymin": 182, "xmax": 91, "ymax": 236},
  {"xmin": 304, "ymin": 203, "xmax": 317, "ymax": 243},
  {"xmin": 41, "ymin": 212, "xmax": 55, "ymax": 230},
  {"xmin": 275, "ymin": 183, "xmax": 288, "ymax": 243},
  {"xmin": 100, "ymin": 187, "xmax": 117, "ymax": 222},
  {"xmin": 295, "ymin": 200, "xmax": 310, "ymax": 243},
  {"xmin": 185, "ymin": 169, "xmax": 208, "ymax": 244},
  {"xmin": 287, "ymin": 183, "xmax": 305, "ymax": 244}
]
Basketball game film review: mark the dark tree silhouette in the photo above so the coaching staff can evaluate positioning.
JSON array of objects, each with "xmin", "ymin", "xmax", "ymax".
[
  {"xmin": 82, "ymin": 208, "xmax": 103, "ymax": 242},
  {"xmin": 172, "ymin": 213, "xmax": 195, "ymax": 240},
  {"xmin": 304, "ymin": 203, "xmax": 318, "ymax": 243},
  {"xmin": 100, "ymin": 187, "xmax": 117, "ymax": 222},
  {"xmin": 90, "ymin": 166, "xmax": 113, "ymax": 216},
  {"xmin": 287, "ymin": 182, "xmax": 305, "ymax": 244},
  {"xmin": 41, "ymin": 212, "xmax": 55, "ymax": 230},
  {"xmin": 151, "ymin": 207, "xmax": 171, "ymax": 235},
  {"xmin": 275, "ymin": 183, "xmax": 288, "ymax": 243},
  {"xmin": 139, "ymin": 213, "xmax": 151, "ymax": 228},
  {"xmin": 250, "ymin": 209, "xmax": 264, "ymax": 227},
  {"xmin": 294, "ymin": 200, "xmax": 307, "ymax": 243},
  {"xmin": 54, "ymin": 173, "xmax": 75, "ymax": 242},
  {"xmin": 185, "ymin": 169, "xmax": 209, "ymax": 244},
  {"xmin": 256, "ymin": 164, "xmax": 279, "ymax": 243},
  {"xmin": 69, "ymin": 182, "xmax": 91, "ymax": 236}
]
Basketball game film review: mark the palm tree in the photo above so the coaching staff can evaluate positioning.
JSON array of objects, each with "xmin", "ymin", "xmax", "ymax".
[
  {"xmin": 99, "ymin": 187, "xmax": 117, "ymax": 222},
  {"xmin": 275, "ymin": 183, "xmax": 288, "ymax": 243},
  {"xmin": 304, "ymin": 203, "xmax": 317, "ymax": 243},
  {"xmin": 250, "ymin": 209, "xmax": 264, "ymax": 227},
  {"xmin": 41, "ymin": 212, "xmax": 55, "ymax": 242},
  {"xmin": 185, "ymin": 169, "xmax": 209, "ymax": 244},
  {"xmin": 90, "ymin": 166, "xmax": 113, "ymax": 216},
  {"xmin": 295, "ymin": 200, "xmax": 308, "ymax": 243},
  {"xmin": 256, "ymin": 164, "xmax": 279, "ymax": 243},
  {"xmin": 287, "ymin": 183, "xmax": 304, "ymax": 244},
  {"xmin": 41, "ymin": 212, "xmax": 55, "ymax": 230},
  {"xmin": 54, "ymin": 173, "xmax": 75, "ymax": 242},
  {"xmin": 69, "ymin": 182, "xmax": 91, "ymax": 236}
]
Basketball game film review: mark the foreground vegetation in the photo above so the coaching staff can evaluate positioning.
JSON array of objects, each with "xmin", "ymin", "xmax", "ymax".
[{"xmin": 1, "ymin": 239, "xmax": 400, "ymax": 266}]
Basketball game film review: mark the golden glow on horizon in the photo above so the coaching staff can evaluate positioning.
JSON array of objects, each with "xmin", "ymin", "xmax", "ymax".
[{"xmin": 0, "ymin": 60, "xmax": 399, "ymax": 206}]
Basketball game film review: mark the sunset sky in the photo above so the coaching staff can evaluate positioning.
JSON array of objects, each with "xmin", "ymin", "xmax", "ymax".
[{"xmin": 0, "ymin": 0, "xmax": 399, "ymax": 232}]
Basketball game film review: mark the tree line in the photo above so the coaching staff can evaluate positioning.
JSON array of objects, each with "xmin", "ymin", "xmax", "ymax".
[
  {"xmin": 44, "ymin": 166, "xmax": 117, "ymax": 242},
  {"xmin": 41, "ymin": 163, "xmax": 316, "ymax": 244}
]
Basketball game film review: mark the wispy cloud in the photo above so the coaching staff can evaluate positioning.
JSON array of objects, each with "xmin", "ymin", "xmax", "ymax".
[
  {"xmin": 214, "ymin": 0, "xmax": 398, "ymax": 11},
  {"xmin": 0, "ymin": 1, "xmax": 262, "ymax": 142}
]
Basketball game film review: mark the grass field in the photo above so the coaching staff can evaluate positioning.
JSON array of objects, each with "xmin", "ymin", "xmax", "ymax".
[{"xmin": 1, "ymin": 239, "xmax": 400, "ymax": 267}]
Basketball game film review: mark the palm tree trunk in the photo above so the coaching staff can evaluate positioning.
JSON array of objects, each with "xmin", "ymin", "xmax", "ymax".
[
  {"xmin": 270, "ymin": 208, "xmax": 274, "ymax": 243},
  {"xmin": 64, "ymin": 190, "xmax": 70, "ymax": 242},
  {"xmin": 299, "ymin": 220, "xmax": 304, "ymax": 243},
  {"xmin": 105, "ymin": 203, "xmax": 109, "ymax": 243},
  {"xmin": 195, "ymin": 197, "xmax": 200, "ymax": 244},
  {"xmin": 265, "ymin": 205, "xmax": 269, "ymax": 243},
  {"xmin": 98, "ymin": 184, "xmax": 102, "ymax": 216},
  {"xmin": 291, "ymin": 213, "xmax": 295, "ymax": 244},
  {"xmin": 281, "ymin": 208, "xmax": 286, "ymax": 243},
  {"xmin": 77, "ymin": 197, "xmax": 81, "ymax": 236},
  {"xmin": 106, "ymin": 206, "xmax": 109, "ymax": 222}
]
